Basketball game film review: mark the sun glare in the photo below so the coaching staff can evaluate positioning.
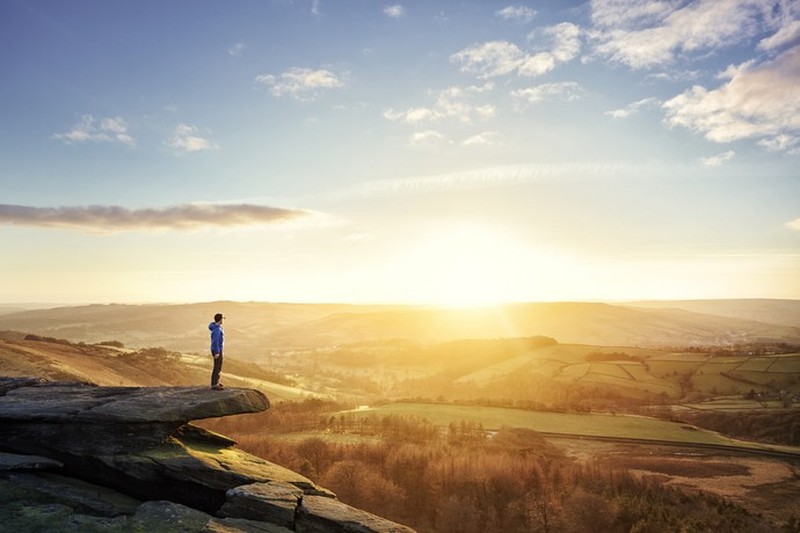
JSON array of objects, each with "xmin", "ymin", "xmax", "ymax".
[{"xmin": 394, "ymin": 223, "xmax": 562, "ymax": 307}]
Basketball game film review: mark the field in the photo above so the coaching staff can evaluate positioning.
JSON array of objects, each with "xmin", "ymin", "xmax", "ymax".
[{"xmin": 350, "ymin": 402, "xmax": 798, "ymax": 452}]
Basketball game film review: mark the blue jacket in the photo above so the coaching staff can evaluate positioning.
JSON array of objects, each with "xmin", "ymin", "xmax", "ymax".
[{"xmin": 209, "ymin": 322, "xmax": 224, "ymax": 354}]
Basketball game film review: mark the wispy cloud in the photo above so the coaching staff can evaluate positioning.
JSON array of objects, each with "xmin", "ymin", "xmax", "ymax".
[
  {"xmin": 511, "ymin": 82, "xmax": 584, "ymax": 106},
  {"xmin": 605, "ymin": 97, "xmax": 661, "ymax": 118},
  {"xmin": 53, "ymin": 115, "xmax": 134, "ymax": 146},
  {"xmin": 786, "ymin": 218, "xmax": 800, "ymax": 231},
  {"xmin": 758, "ymin": 19, "xmax": 800, "ymax": 50},
  {"xmin": 167, "ymin": 123, "xmax": 218, "ymax": 154},
  {"xmin": 336, "ymin": 161, "xmax": 672, "ymax": 200},
  {"xmin": 0, "ymin": 203, "xmax": 308, "ymax": 233},
  {"xmin": 451, "ymin": 22, "xmax": 580, "ymax": 79},
  {"xmin": 383, "ymin": 107, "xmax": 442, "ymax": 124},
  {"xmin": 383, "ymin": 83, "xmax": 495, "ymax": 125},
  {"xmin": 451, "ymin": 41, "xmax": 524, "ymax": 78},
  {"xmin": 701, "ymin": 150, "xmax": 736, "ymax": 166},
  {"xmin": 409, "ymin": 130, "xmax": 445, "ymax": 146},
  {"xmin": 588, "ymin": 0, "xmax": 795, "ymax": 69},
  {"xmin": 383, "ymin": 5, "xmax": 405, "ymax": 18},
  {"xmin": 662, "ymin": 45, "xmax": 800, "ymax": 149},
  {"xmin": 462, "ymin": 131, "xmax": 500, "ymax": 146},
  {"xmin": 227, "ymin": 42, "xmax": 246, "ymax": 56},
  {"xmin": 758, "ymin": 133, "xmax": 800, "ymax": 153},
  {"xmin": 495, "ymin": 5, "xmax": 536, "ymax": 23},
  {"xmin": 255, "ymin": 67, "xmax": 345, "ymax": 100},
  {"xmin": 311, "ymin": 0, "xmax": 321, "ymax": 16}
]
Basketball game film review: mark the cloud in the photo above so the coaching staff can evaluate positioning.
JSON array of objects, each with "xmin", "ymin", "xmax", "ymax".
[
  {"xmin": 0, "ymin": 203, "xmax": 308, "ymax": 233},
  {"xmin": 255, "ymin": 67, "xmax": 344, "ymax": 100},
  {"xmin": 496, "ymin": 5, "xmax": 537, "ymax": 23},
  {"xmin": 462, "ymin": 131, "xmax": 500, "ymax": 146},
  {"xmin": 311, "ymin": 0, "xmax": 321, "ymax": 16},
  {"xmin": 167, "ymin": 124, "xmax": 219, "ymax": 154},
  {"xmin": 662, "ymin": 45, "xmax": 800, "ymax": 148},
  {"xmin": 383, "ymin": 107, "xmax": 443, "ymax": 124},
  {"xmin": 533, "ymin": 22, "xmax": 582, "ymax": 62},
  {"xmin": 384, "ymin": 83, "xmax": 495, "ymax": 125},
  {"xmin": 605, "ymin": 97, "xmax": 661, "ymax": 118},
  {"xmin": 451, "ymin": 23, "xmax": 581, "ymax": 79},
  {"xmin": 759, "ymin": 19, "xmax": 800, "ymax": 50},
  {"xmin": 511, "ymin": 82, "xmax": 584, "ymax": 106},
  {"xmin": 228, "ymin": 42, "xmax": 246, "ymax": 56},
  {"xmin": 409, "ymin": 130, "xmax": 445, "ymax": 146},
  {"xmin": 757, "ymin": 133, "xmax": 799, "ymax": 152},
  {"xmin": 451, "ymin": 41, "xmax": 525, "ymax": 78},
  {"xmin": 384, "ymin": 5, "xmax": 405, "ymax": 18},
  {"xmin": 589, "ymin": 0, "xmax": 793, "ymax": 69},
  {"xmin": 53, "ymin": 115, "xmax": 134, "ymax": 146},
  {"xmin": 339, "ymin": 161, "xmax": 672, "ymax": 199},
  {"xmin": 700, "ymin": 150, "xmax": 736, "ymax": 166},
  {"xmin": 786, "ymin": 218, "xmax": 800, "ymax": 231}
]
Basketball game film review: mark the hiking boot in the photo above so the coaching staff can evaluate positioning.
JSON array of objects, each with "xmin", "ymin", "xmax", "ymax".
[{"xmin": 211, "ymin": 383, "xmax": 225, "ymax": 390}]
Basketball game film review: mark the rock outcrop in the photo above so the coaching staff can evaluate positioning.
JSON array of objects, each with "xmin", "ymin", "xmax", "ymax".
[{"xmin": 0, "ymin": 377, "xmax": 414, "ymax": 532}]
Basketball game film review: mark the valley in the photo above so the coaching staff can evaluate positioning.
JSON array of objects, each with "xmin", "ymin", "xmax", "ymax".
[{"xmin": 2, "ymin": 299, "xmax": 799, "ymax": 531}]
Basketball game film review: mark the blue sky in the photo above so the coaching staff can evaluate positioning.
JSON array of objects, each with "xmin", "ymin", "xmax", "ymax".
[{"xmin": 1, "ymin": 0, "xmax": 799, "ymax": 305}]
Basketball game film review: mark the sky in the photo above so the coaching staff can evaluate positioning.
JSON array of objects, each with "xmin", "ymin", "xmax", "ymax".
[{"xmin": 1, "ymin": 0, "xmax": 799, "ymax": 306}]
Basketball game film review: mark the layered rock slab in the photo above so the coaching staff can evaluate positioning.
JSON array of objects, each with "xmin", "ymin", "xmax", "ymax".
[{"xmin": 0, "ymin": 377, "xmax": 416, "ymax": 532}]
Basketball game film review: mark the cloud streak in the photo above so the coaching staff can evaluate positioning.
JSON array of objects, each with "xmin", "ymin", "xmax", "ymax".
[
  {"xmin": 605, "ymin": 97, "xmax": 661, "ymax": 118},
  {"xmin": 701, "ymin": 150, "xmax": 736, "ymax": 166},
  {"xmin": 0, "ymin": 203, "xmax": 308, "ymax": 233},
  {"xmin": 331, "ymin": 161, "xmax": 674, "ymax": 201}
]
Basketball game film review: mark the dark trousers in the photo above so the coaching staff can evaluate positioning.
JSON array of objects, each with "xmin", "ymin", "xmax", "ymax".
[{"xmin": 211, "ymin": 351, "xmax": 223, "ymax": 386}]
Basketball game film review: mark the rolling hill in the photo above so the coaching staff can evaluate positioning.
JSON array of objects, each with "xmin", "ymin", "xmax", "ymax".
[
  {"xmin": 0, "ymin": 300, "xmax": 797, "ymax": 361},
  {"xmin": 626, "ymin": 299, "xmax": 800, "ymax": 328}
]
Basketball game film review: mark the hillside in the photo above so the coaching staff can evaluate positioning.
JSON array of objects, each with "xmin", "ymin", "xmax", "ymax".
[
  {"xmin": 0, "ymin": 300, "xmax": 798, "ymax": 360},
  {"xmin": 0, "ymin": 334, "xmax": 326, "ymax": 402},
  {"xmin": 627, "ymin": 299, "xmax": 800, "ymax": 328}
]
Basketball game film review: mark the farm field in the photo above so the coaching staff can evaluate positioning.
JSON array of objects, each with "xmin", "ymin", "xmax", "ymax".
[{"xmin": 352, "ymin": 402, "xmax": 797, "ymax": 452}]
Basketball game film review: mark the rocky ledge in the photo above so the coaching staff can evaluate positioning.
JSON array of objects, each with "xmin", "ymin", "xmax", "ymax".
[{"xmin": 0, "ymin": 377, "xmax": 414, "ymax": 532}]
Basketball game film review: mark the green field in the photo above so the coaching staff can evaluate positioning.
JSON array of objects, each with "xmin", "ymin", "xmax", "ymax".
[{"xmin": 355, "ymin": 402, "xmax": 790, "ymax": 451}]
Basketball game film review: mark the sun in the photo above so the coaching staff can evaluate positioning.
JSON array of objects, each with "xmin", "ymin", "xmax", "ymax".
[{"xmin": 393, "ymin": 223, "xmax": 561, "ymax": 307}]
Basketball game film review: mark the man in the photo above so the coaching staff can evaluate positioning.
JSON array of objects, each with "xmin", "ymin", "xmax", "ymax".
[{"xmin": 208, "ymin": 313, "xmax": 225, "ymax": 390}]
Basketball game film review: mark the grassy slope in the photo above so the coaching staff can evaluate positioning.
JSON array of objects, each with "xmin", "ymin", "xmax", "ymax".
[
  {"xmin": 0, "ymin": 336, "xmax": 325, "ymax": 401},
  {"xmin": 356, "ymin": 402, "xmax": 796, "ymax": 452}
]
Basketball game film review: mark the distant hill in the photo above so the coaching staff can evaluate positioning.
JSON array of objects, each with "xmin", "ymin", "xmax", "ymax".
[
  {"xmin": 0, "ymin": 300, "xmax": 798, "ymax": 360},
  {"xmin": 278, "ymin": 302, "xmax": 800, "ymax": 349},
  {"xmin": 626, "ymin": 299, "xmax": 800, "ymax": 328}
]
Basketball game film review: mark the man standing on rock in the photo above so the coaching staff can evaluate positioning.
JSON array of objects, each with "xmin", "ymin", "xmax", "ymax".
[{"xmin": 209, "ymin": 313, "xmax": 225, "ymax": 390}]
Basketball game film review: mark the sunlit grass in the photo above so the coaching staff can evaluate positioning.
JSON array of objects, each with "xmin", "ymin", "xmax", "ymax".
[{"xmin": 355, "ymin": 402, "xmax": 780, "ymax": 450}]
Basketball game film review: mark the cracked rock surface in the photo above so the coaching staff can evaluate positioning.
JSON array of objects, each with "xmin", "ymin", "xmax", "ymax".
[{"xmin": 0, "ymin": 377, "xmax": 415, "ymax": 532}]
